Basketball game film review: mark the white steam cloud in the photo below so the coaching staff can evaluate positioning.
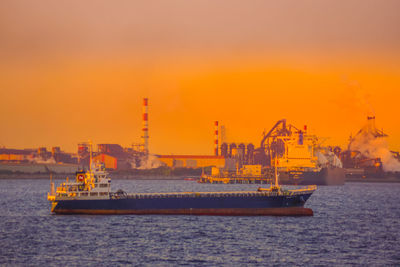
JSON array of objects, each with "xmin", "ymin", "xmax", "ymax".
[
  {"xmin": 350, "ymin": 132, "xmax": 400, "ymax": 172},
  {"xmin": 130, "ymin": 154, "xmax": 164, "ymax": 169},
  {"xmin": 317, "ymin": 152, "xmax": 343, "ymax": 168},
  {"xmin": 29, "ymin": 157, "xmax": 56, "ymax": 164}
]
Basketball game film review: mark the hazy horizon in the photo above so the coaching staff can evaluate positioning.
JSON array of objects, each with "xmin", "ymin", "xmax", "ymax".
[{"xmin": 1, "ymin": 0, "xmax": 400, "ymax": 154}]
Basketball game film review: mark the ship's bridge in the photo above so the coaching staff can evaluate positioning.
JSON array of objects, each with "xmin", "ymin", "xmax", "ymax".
[{"xmin": 48, "ymin": 162, "xmax": 111, "ymax": 201}]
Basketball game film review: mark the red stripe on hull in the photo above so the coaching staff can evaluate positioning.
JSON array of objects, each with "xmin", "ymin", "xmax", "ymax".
[{"xmin": 53, "ymin": 207, "xmax": 313, "ymax": 216}]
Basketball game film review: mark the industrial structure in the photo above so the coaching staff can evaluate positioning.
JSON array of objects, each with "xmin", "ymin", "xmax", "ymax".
[
  {"xmin": 142, "ymin": 98, "xmax": 149, "ymax": 155},
  {"xmin": 157, "ymin": 120, "xmax": 230, "ymax": 169},
  {"xmin": 79, "ymin": 98, "xmax": 151, "ymax": 170},
  {"xmin": 0, "ymin": 148, "xmax": 35, "ymax": 162},
  {"xmin": 0, "ymin": 146, "xmax": 78, "ymax": 174},
  {"xmin": 157, "ymin": 155, "xmax": 225, "ymax": 168},
  {"xmin": 214, "ymin": 121, "xmax": 219, "ymax": 156},
  {"xmin": 6, "ymin": 97, "xmax": 396, "ymax": 183},
  {"xmin": 203, "ymin": 119, "xmax": 345, "ymax": 185},
  {"xmin": 0, "ymin": 147, "xmax": 77, "ymax": 164},
  {"xmin": 79, "ymin": 142, "xmax": 148, "ymax": 171},
  {"xmin": 339, "ymin": 116, "xmax": 400, "ymax": 178},
  {"xmin": 1, "ymin": 99, "xmax": 227, "ymax": 173}
]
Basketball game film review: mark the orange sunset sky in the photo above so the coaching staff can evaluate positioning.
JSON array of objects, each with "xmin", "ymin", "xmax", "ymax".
[{"xmin": 1, "ymin": 0, "xmax": 400, "ymax": 154}]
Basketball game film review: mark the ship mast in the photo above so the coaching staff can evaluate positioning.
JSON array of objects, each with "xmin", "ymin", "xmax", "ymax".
[
  {"xmin": 89, "ymin": 140, "xmax": 93, "ymax": 172},
  {"xmin": 50, "ymin": 173, "xmax": 54, "ymax": 196},
  {"xmin": 274, "ymin": 155, "xmax": 279, "ymax": 188}
]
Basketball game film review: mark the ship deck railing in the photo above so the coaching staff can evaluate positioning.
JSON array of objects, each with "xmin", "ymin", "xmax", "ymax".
[
  {"xmin": 198, "ymin": 176, "xmax": 273, "ymax": 184},
  {"xmin": 119, "ymin": 187, "xmax": 316, "ymax": 199},
  {"xmin": 288, "ymin": 185, "xmax": 317, "ymax": 192}
]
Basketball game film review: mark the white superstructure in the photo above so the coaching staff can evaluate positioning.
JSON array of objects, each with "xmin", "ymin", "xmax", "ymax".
[{"xmin": 48, "ymin": 162, "xmax": 111, "ymax": 202}]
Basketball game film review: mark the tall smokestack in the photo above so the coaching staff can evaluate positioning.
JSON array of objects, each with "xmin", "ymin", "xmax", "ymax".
[
  {"xmin": 142, "ymin": 98, "xmax": 149, "ymax": 154},
  {"xmin": 214, "ymin": 121, "xmax": 219, "ymax": 156}
]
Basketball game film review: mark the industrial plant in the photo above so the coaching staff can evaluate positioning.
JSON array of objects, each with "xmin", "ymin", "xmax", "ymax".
[
  {"xmin": 338, "ymin": 116, "xmax": 400, "ymax": 179},
  {"xmin": 1, "ymin": 98, "xmax": 399, "ymax": 183}
]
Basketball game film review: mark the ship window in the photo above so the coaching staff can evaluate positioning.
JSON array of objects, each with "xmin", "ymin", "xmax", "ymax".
[
  {"xmin": 99, "ymin": 192, "xmax": 108, "ymax": 196},
  {"xmin": 100, "ymin": 184, "xmax": 108, "ymax": 188},
  {"xmin": 80, "ymin": 192, "xmax": 88, "ymax": 196},
  {"xmin": 90, "ymin": 192, "xmax": 98, "ymax": 196}
]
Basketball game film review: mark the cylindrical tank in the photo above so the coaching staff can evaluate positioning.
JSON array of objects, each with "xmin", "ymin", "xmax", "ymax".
[
  {"xmin": 237, "ymin": 143, "xmax": 246, "ymax": 165},
  {"xmin": 238, "ymin": 143, "xmax": 246, "ymax": 157},
  {"xmin": 247, "ymin": 143, "xmax": 255, "ymax": 164},
  {"xmin": 229, "ymin": 143, "xmax": 237, "ymax": 158},
  {"xmin": 220, "ymin": 143, "xmax": 228, "ymax": 158}
]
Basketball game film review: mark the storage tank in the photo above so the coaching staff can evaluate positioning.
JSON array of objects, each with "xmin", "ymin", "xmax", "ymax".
[
  {"xmin": 247, "ymin": 143, "xmax": 255, "ymax": 164},
  {"xmin": 220, "ymin": 143, "xmax": 228, "ymax": 158},
  {"xmin": 229, "ymin": 143, "xmax": 237, "ymax": 158},
  {"xmin": 238, "ymin": 143, "xmax": 246, "ymax": 158}
]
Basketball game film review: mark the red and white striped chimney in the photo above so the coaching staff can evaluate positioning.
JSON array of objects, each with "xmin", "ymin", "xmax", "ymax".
[
  {"xmin": 214, "ymin": 121, "xmax": 219, "ymax": 156},
  {"xmin": 142, "ymin": 98, "xmax": 149, "ymax": 154}
]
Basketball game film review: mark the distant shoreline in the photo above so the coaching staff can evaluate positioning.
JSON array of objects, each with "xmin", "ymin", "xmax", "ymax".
[
  {"xmin": 1, "ymin": 173, "xmax": 400, "ymax": 183},
  {"xmin": 346, "ymin": 177, "xmax": 400, "ymax": 183},
  {"xmin": 0, "ymin": 173, "xmax": 190, "ymax": 180}
]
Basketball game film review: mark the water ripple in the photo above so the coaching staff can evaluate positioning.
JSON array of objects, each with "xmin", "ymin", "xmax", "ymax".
[{"xmin": 0, "ymin": 179, "xmax": 399, "ymax": 266}]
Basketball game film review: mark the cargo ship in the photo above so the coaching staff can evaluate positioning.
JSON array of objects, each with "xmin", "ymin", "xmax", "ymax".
[
  {"xmin": 210, "ymin": 120, "xmax": 344, "ymax": 186},
  {"xmin": 199, "ymin": 167, "xmax": 344, "ymax": 186},
  {"xmin": 47, "ymin": 159, "xmax": 317, "ymax": 216},
  {"xmin": 198, "ymin": 165, "xmax": 272, "ymax": 184},
  {"xmin": 261, "ymin": 120, "xmax": 345, "ymax": 185},
  {"xmin": 200, "ymin": 140, "xmax": 344, "ymax": 186}
]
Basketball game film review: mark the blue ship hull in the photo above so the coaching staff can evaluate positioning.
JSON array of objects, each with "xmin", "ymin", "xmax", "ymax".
[{"xmin": 52, "ymin": 192, "xmax": 314, "ymax": 216}]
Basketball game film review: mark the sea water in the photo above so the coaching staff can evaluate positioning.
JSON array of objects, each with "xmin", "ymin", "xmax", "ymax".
[{"xmin": 0, "ymin": 179, "xmax": 399, "ymax": 266}]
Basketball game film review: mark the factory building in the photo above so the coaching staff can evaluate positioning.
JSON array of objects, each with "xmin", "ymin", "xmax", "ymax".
[
  {"xmin": 0, "ymin": 148, "xmax": 34, "ymax": 162},
  {"xmin": 92, "ymin": 153, "xmax": 118, "ymax": 170},
  {"xmin": 77, "ymin": 98, "xmax": 150, "ymax": 170},
  {"xmin": 0, "ymin": 147, "xmax": 77, "ymax": 164},
  {"xmin": 51, "ymin": 147, "xmax": 77, "ymax": 164},
  {"xmin": 157, "ymin": 155, "xmax": 225, "ymax": 168},
  {"xmin": 91, "ymin": 144, "xmax": 132, "ymax": 170}
]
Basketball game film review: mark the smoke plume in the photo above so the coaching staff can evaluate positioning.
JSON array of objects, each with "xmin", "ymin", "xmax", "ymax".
[
  {"xmin": 29, "ymin": 157, "xmax": 56, "ymax": 164},
  {"xmin": 131, "ymin": 154, "xmax": 164, "ymax": 169},
  {"xmin": 350, "ymin": 132, "xmax": 400, "ymax": 172},
  {"xmin": 317, "ymin": 152, "xmax": 343, "ymax": 168}
]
